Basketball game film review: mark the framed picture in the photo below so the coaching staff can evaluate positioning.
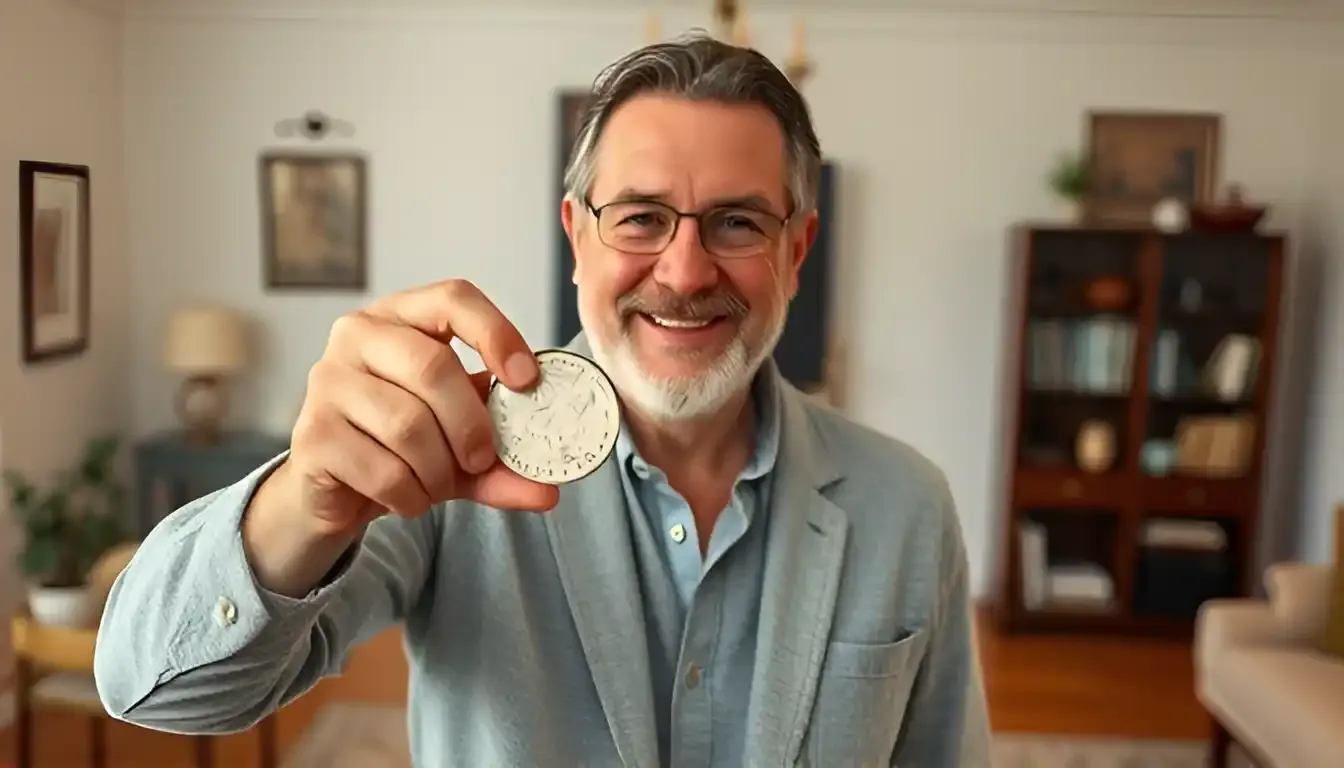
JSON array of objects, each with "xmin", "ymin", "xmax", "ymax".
[
  {"xmin": 18, "ymin": 161, "xmax": 91, "ymax": 364},
  {"xmin": 259, "ymin": 152, "xmax": 367, "ymax": 290},
  {"xmin": 1085, "ymin": 111, "xmax": 1221, "ymax": 226}
]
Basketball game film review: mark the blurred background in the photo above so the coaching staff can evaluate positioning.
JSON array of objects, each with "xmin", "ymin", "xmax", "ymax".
[{"xmin": 2, "ymin": 0, "xmax": 1342, "ymax": 765}]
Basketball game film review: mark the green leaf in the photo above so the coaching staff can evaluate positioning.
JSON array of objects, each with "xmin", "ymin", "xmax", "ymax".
[{"xmin": 18, "ymin": 536, "xmax": 62, "ymax": 581}]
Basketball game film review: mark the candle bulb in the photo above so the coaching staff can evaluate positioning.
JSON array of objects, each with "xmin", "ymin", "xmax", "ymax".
[
  {"xmin": 645, "ymin": 11, "xmax": 661, "ymax": 44},
  {"xmin": 731, "ymin": 14, "xmax": 749, "ymax": 46}
]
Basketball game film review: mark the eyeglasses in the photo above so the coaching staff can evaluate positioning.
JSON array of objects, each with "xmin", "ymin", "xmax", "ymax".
[{"xmin": 586, "ymin": 198, "xmax": 790, "ymax": 259}]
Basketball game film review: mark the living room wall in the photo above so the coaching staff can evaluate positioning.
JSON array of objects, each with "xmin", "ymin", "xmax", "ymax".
[
  {"xmin": 0, "ymin": 0, "xmax": 130, "ymax": 711},
  {"xmin": 1297, "ymin": 53, "xmax": 1344, "ymax": 563},
  {"xmin": 118, "ymin": 0, "xmax": 1344, "ymax": 598}
]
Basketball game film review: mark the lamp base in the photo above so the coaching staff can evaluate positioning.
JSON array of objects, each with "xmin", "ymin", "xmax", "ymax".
[{"xmin": 175, "ymin": 374, "xmax": 229, "ymax": 446}]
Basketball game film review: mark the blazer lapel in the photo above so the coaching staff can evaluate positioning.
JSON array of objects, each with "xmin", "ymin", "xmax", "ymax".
[
  {"xmin": 543, "ymin": 334, "xmax": 659, "ymax": 767},
  {"xmin": 746, "ymin": 385, "xmax": 849, "ymax": 766}
]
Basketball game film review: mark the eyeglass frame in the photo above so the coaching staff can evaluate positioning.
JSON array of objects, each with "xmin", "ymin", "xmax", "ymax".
[{"xmin": 583, "ymin": 195, "xmax": 795, "ymax": 259}]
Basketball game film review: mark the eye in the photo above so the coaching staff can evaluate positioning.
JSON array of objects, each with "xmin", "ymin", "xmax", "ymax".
[
  {"xmin": 604, "ymin": 203, "xmax": 673, "ymax": 237},
  {"xmin": 719, "ymin": 213, "xmax": 765, "ymax": 233},
  {"xmin": 619, "ymin": 211, "xmax": 665, "ymax": 228}
]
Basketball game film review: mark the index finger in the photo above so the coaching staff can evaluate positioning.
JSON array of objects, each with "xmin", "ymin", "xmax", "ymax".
[{"xmin": 364, "ymin": 279, "xmax": 538, "ymax": 391}]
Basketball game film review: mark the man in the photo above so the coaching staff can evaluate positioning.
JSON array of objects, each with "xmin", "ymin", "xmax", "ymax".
[{"xmin": 94, "ymin": 33, "xmax": 989, "ymax": 767}]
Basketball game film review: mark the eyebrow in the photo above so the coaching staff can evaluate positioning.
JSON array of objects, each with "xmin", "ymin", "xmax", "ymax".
[{"xmin": 605, "ymin": 188, "xmax": 785, "ymax": 216}]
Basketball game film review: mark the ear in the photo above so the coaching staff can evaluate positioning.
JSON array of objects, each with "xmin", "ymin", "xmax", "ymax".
[
  {"xmin": 781, "ymin": 210, "xmax": 819, "ymax": 300},
  {"xmin": 561, "ymin": 198, "xmax": 583, "ymax": 284}
]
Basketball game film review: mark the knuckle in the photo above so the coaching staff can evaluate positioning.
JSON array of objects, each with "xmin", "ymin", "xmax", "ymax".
[
  {"xmin": 370, "ymin": 457, "xmax": 416, "ymax": 502},
  {"xmin": 414, "ymin": 345, "xmax": 462, "ymax": 392},
  {"xmin": 385, "ymin": 397, "xmax": 428, "ymax": 446},
  {"xmin": 328, "ymin": 312, "xmax": 360, "ymax": 345},
  {"xmin": 439, "ymin": 278, "xmax": 479, "ymax": 305}
]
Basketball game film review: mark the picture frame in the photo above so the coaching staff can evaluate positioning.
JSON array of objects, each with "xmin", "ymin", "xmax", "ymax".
[
  {"xmin": 259, "ymin": 151, "xmax": 368, "ymax": 291},
  {"xmin": 1085, "ymin": 111, "xmax": 1222, "ymax": 226},
  {"xmin": 18, "ymin": 161, "xmax": 91, "ymax": 364}
]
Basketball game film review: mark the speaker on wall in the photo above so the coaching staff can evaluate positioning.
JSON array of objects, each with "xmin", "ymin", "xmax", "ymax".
[{"xmin": 551, "ymin": 90, "xmax": 838, "ymax": 393}]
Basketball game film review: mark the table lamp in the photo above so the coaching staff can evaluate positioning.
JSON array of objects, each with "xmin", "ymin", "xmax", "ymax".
[{"xmin": 163, "ymin": 305, "xmax": 248, "ymax": 445}]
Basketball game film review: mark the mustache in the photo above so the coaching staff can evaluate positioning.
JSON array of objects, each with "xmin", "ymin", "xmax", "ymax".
[{"xmin": 616, "ymin": 285, "xmax": 751, "ymax": 321}]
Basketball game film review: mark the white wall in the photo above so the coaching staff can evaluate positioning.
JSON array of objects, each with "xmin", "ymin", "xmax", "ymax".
[
  {"xmin": 0, "ymin": 0, "xmax": 129, "ymax": 689},
  {"xmin": 1297, "ymin": 52, "xmax": 1344, "ymax": 562},
  {"xmin": 121, "ymin": 1, "xmax": 1342, "ymax": 597}
]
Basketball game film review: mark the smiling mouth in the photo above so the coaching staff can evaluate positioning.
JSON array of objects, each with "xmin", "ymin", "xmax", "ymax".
[{"xmin": 642, "ymin": 314, "xmax": 721, "ymax": 329}]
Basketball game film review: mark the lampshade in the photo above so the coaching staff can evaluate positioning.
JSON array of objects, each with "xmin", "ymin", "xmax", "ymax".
[{"xmin": 163, "ymin": 305, "xmax": 248, "ymax": 375}]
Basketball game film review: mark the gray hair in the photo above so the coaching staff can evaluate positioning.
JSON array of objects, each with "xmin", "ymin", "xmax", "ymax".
[{"xmin": 563, "ymin": 31, "xmax": 822, "ymax": 216}]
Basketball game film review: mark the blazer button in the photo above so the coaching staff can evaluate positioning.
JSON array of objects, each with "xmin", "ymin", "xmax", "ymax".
[{"xmin": 684, "ymin": 662, "xmax": 702, "ymax": 690}]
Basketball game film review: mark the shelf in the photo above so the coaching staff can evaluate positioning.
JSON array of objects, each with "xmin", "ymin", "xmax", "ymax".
[
  {"xmin": 1130, "ymin": 514, "xmax": 1242, "ymax": 622},
  {"xmin": 996, "ymin": 226, "xmax": 1284, "ymax": 638},
  {"xmin": 1013, "ymin": 468, "xmax": 1131, "ymax": 507}
]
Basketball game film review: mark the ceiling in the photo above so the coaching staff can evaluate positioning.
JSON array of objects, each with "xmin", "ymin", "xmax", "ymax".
[{"xmin": 82, "ymin": 0, "xmax": 1344, "ymax": 22}]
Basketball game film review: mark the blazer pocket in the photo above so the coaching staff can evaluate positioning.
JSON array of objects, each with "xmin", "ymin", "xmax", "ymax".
[{"xmin": 806, "ymin": 631, "xmax": 927, "ymax": 764}]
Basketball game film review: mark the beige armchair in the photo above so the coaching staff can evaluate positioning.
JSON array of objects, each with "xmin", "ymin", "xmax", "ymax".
[{"xmin": 1195, "ymin": 561, "xmax": 1344, "ymax": 768}]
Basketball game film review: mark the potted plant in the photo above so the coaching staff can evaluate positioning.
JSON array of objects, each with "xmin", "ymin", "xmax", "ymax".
[
  {"xmin": 1047, "ymin": 151, "xmax": 1092, "ymax": 223},
  {"xmin": 4, "ymin": 433, "xmax": 130, "ymax": 628}
]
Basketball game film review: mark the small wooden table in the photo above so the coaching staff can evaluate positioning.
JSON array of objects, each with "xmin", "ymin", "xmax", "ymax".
[
  {"xmin": 134, "ymin": 430, "xmax": 288, "ymax": 538},
  {"xmin": 11, "ymin": 613, "xmax": 277, "ymax": 768}
]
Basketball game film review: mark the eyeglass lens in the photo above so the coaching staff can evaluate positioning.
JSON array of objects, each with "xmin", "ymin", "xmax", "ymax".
[{"xmin": 596, "ymin": 201, "xmax": 783, "ymax": 257}]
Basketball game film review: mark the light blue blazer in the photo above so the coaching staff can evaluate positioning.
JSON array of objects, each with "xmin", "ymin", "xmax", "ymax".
[{"xmin": 94, "ymin": 335, "xmax": 991, "ymax": 767}]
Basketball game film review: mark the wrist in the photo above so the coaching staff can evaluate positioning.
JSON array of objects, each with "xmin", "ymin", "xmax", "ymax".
[{"xmin": 242, "ymin": 461, "xmax": 358, "ymax": 598}]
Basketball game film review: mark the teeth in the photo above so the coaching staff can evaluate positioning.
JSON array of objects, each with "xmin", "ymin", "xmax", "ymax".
[{"xmin": 649, "ymin": 315, "xmax": 713, "ymax": 329}]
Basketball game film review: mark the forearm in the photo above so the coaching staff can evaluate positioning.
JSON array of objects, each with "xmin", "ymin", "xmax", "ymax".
[
  {"xmin": 93, "ymin": 455, "xmax": 434, "ymax": 734},
  {"xmin": 241, "ymin": 459, "xmax": 361, "ymax": 600}
]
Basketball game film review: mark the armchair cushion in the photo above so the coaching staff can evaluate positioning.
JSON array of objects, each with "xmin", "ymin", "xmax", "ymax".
[{"xmin": 1265, "ymin": 562, "xmax": 1334, "ymax": 645}]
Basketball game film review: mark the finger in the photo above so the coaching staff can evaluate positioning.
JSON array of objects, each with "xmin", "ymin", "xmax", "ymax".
[
  {"xmin": 346, "ymin": 318, "xmax": 497, "ymax": 476},
  {"xmin": 303, "ymin": 414, "xmax": 431, "ymax": 518},
  {"xmin": 364, "ymin": 279, "xmax": 538, "ymax": 392},
  {"xmin": 321, "ymin": 362, "xmax": 458, "ymax": 502},
  {"xmin": 459, "ymin": 466, "xmax": 560, "ymax": 513}
]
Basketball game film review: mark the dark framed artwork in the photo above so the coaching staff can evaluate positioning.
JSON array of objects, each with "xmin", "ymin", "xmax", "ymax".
[
  {"xmin": 18, "ymin": 161, "xmax": 91, "ymax": 364},
  {"xmin": 549, "ymin": 89, "xmax": 839, "ymax": 393},
  {"xmin": 1085, "ymin": 111, "xmax": 1222, "ymax": 226},
  {"xmin": 259, "ymin": 151, "xmax": 368, "ymax": 291}
]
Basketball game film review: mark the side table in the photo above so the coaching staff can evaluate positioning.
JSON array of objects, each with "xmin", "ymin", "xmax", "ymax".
[{"xmin": 133, "ymin": 429, "xmax": 289, "ymax": 539}]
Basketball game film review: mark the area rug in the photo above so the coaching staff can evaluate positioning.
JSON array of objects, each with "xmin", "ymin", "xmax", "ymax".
[{"xmin": 283, "ymin": 702, "xmax": 1257, "ymax": 767}]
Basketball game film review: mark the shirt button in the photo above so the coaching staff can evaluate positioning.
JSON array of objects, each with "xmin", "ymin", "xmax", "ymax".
[
  {"xmin": 214, "ymin": 597, "xmax": 237, "ymax": 627},
  {"xmin": 669, "ymin": 523, "xmax": 687, "ymax": 543},
  {"xmin": 684, "ymin": 662, "xmax": 702, "ymax": 689}
]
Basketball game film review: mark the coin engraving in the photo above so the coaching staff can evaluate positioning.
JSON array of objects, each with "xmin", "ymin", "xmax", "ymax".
[{"xmin": 486, "ymin": 349, "xmax": 622, "ymax": 485}]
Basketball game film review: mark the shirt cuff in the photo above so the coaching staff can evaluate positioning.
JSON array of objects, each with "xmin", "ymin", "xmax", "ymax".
[{"xmin": 164, "ymin": 451, "xmax": 363, "ymax": 671}]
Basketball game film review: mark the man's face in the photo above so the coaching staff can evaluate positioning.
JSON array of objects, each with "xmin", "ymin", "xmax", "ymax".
[{"xmin": 562, "ymin": 93, "xmax": 817, "ymax": 421}]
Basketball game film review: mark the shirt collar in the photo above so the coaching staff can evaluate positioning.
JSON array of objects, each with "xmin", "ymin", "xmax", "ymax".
[{"xmin": 616, "ymin": 361, "xmax": 783, "ymax": 483}]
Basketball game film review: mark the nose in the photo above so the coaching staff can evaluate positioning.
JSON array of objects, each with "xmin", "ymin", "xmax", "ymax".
[{"xmin": 653, "ymin": 218, "xmax": 719, "ymax": 295}]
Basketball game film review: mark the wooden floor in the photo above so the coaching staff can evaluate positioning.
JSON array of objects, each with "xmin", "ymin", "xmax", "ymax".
[{"xmin": 1, "ymin": 606, "xmax": 1210, "ymax": 767}]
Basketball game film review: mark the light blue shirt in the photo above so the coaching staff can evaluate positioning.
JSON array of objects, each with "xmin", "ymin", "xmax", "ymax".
[
  {"xmin": 614, "ymin": 372, "xmax": 779, "ymax": 766},
  {"xmin": 93, "ymin": 334, "xmax": 991, "ymax": 767}
]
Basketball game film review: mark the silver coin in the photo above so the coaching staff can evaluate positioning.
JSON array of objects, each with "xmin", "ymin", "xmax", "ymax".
[{"xmin": 486, "ymin": 349, "xmax": 622, "ymax": 485}]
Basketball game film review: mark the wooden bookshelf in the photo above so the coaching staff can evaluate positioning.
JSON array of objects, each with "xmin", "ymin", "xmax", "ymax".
[{"xmin": 992, "ymin": 225, "xmax": 1285, "ymax": 637}]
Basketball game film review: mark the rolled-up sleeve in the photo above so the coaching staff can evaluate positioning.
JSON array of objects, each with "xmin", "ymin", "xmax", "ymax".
[{"xmin": 94, "ymin": 453, "xmax": 437, "ymax": 734}]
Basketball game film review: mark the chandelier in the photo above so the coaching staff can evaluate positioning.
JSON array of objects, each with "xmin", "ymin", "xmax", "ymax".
[{"xmin": 644, "ymin": 0, "xmax": 815, "ymax": 88}]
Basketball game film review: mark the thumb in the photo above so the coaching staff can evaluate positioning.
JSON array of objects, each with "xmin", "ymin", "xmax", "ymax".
[{"xmin": 461, "ymin": 465, "xmax": 560, "ymax": 512}]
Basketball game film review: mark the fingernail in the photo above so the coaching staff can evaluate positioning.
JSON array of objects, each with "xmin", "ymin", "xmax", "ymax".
[
  {"xmin": 505, "ymin": 352, "xmax": 538, "ymax": 386},
  {"xmin": 470, "ymin": 444, "xmax": 497, "ymax": 474}
]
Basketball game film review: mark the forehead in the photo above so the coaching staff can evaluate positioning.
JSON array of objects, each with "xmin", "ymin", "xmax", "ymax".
[{"xmin": 590, "ymin": 93, "xmax": 789, "ymax": 210}]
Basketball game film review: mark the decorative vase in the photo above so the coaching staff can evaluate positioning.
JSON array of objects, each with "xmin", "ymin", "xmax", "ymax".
[
  {"xmin": 1075, "ymin": 420, "xmax": 1117, "ymax": 474},
  {"xmin": 28, "ymin": 584, "xmax": 92, "ymax": 628},
  {"xmin": 1059, "ymin": 199, "xmax": 1084, "ymax": 224}
]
